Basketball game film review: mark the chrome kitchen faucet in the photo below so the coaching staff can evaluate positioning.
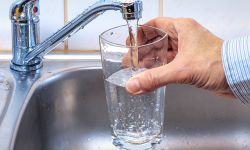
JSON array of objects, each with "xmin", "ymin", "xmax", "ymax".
[{"xmin": 10, "ymin": 0, "xmax": 142, "ymax": 72}]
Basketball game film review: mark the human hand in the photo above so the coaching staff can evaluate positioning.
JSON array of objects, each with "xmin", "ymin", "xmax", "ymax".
[{"xmin": 125, "ymin": 17, "xmax": 235, "ymax": 98}]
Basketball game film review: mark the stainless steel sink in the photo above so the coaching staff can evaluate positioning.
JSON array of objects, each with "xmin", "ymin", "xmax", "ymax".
[{"xmin": 1, "ymin": 60, "xmax": 250, "ymax": 150}]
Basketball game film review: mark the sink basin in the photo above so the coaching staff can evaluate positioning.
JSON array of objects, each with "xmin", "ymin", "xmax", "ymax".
[{"xmin": 13, "ymin": 67, "xmax": 250, "ymax": 150}]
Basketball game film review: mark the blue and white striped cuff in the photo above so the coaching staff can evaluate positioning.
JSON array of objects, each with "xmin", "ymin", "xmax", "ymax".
[{"xmin": 222, "ymin": 35, "xmax": 250, "ymax": 103}]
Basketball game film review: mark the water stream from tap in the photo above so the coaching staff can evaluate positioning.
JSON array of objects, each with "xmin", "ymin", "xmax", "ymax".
[{"xmin": 126, "ymin": 19, "xmax": 139, "ymax": 70}]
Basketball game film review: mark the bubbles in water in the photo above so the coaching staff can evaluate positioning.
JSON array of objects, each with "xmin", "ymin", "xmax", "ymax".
[{"xmin": 105, "ymin": 68, "xmax": 165, "ymax": 146}]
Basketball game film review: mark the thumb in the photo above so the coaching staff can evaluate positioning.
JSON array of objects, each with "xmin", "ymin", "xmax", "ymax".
[{"xmin": 125, "ymin": 61, "xmax": 188, "ymax": 95}]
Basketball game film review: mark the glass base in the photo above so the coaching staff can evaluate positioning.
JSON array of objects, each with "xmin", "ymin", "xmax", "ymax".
[{"xmin": 112, "ymin": 136, "xmax": 162, "ymax": 150}]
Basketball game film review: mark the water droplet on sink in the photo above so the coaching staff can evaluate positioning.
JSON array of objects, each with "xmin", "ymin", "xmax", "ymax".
[
  {"xmin": 0, "ymin": 83, "xmax": 10, "ymax": 91},
  {"xmin": 0, "ymin": 77, "xmax": 10, "ymax": 91}
]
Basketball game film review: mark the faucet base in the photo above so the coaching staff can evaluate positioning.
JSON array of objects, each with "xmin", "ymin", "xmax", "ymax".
[{"xmin": 10, "ymin": 58, "xmax": 43, "ymax": 72}]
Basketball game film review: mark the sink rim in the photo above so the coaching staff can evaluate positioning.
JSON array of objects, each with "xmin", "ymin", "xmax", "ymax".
[
  {"xmin": 11, "ymin": 66, "xmax": 104, "ymax": 149},
  {"xmin": 0, "ymin": 59, "xmax": 104, "ymax": 150}
]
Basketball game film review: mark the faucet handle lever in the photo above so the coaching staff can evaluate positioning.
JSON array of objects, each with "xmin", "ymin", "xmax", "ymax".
[{"xmin": 10, "ymin": 0, "xmax": 39, "ymax": 22}]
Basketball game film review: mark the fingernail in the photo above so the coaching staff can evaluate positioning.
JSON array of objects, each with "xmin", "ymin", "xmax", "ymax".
[{"xmin": 126, "ymin": 78, "xmax": 142, "ymax": 94}]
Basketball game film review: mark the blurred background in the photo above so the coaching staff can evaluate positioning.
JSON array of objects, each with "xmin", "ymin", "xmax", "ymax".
[{"xmin": 1, "ymin": 0, "xmax": 250, "ymax": 54}]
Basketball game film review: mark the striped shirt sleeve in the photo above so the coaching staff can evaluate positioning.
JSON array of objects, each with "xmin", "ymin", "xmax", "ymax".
[{"xmin": 222, "ymin": 35, "xmax": 250, "ymax": 103}]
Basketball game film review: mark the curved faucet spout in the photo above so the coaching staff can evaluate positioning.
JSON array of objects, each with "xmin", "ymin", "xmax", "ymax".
[
  {"xmin": 24, "ymin": 1, "xmax": 124, "ymax": 63},
  {"xmin": 9, "ymin": 0, "xmax": 142, "ymax": 72}
]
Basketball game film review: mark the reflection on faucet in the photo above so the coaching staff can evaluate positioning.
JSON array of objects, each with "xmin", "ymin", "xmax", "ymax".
[{"xmin": 10, "ymin": 0, "xmax": 143, "ymax": 72}]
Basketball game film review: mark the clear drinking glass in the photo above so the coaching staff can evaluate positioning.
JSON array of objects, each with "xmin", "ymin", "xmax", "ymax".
[{"xmin": 99, "ymin": 25, "xmax": 168, "ymax": 150}]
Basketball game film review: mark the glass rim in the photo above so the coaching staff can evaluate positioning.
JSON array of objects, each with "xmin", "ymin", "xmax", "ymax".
[{"xmin": 99, "ymin": 24, "xmax": 168, "ymax": 49}]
